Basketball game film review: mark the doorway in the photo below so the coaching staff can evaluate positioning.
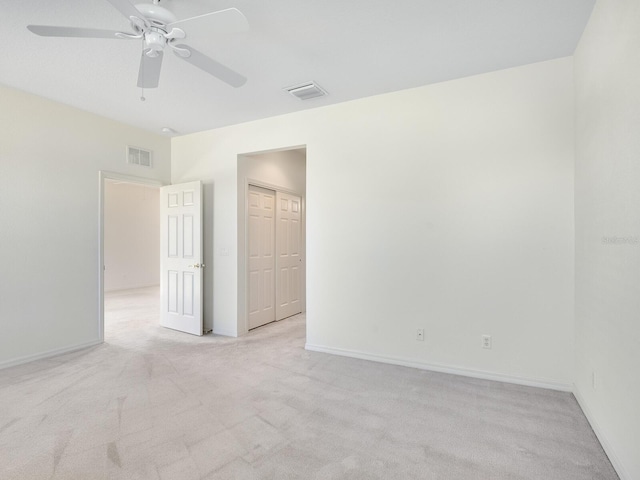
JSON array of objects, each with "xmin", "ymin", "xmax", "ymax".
[
  {"xmin": 238, "ymin": 147, "xmax": 306, "ymax": 334},
  {"xmin": 98, "ymin": 172, "xmax": 163, "ymax": 341},
  {"xmin": 248, "ymin": 185, "xmax": 303, "ymax": 329}
]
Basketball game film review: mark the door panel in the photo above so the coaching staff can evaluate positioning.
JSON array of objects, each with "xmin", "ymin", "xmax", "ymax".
[
  {"xmin": 248, "ymin": 185, "xmax": 276, "ymax": 329},
  {"xmin": 183, "ymin": 272, "xmax": 194, "ymax": 316},
  {"xmin": 183, "ymin": 215, "xmax": 194, "ymax": 257},
  {"xmin": 160, "ymin": 181, "xmax": 203, "ymax": 335},
  {"xmin": 275, "ymin": 192, "xmax": 302, "ymax": 320},
  {"xmin": 168, "ymin": 216, "xmax": 178, "ymax": 257},
  {"xmin": 168, "ymin": 271, "xmax": 178, "ymax": 313}
]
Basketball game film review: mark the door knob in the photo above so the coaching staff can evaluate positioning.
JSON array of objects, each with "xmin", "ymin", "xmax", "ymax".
[{"xmin": 188, "ymin": 263, "xmax": 205, "ymax": 268}]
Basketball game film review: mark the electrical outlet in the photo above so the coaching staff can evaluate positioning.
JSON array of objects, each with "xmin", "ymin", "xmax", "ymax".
[
  {"xmin": 482, "ymin": 335, "xmax": 492, "ymax": 349},
  {"xmin": 416, "ymin": 329, "xmax": 424, "ymax": 341}
]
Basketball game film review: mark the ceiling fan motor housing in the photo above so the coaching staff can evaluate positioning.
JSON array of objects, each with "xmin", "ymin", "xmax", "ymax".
[
  {"xmin": 134, "ymin": 3, "xmax": 177, "ymax": 25},
  {"xmin": 144, "ymin": 29, "xmax": 166, "ymax": 56}
]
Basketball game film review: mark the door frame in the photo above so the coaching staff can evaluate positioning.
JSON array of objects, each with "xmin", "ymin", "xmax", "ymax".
[
  {"xmin": 98, "ymin": 171, "xmax": 165, "ymax": 342},
  {"xmin": 241, "ymin": 178, "xmax": 305, "ymax": 335}
]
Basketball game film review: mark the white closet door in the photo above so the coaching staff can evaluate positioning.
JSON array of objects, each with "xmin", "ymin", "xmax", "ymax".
[
  {"xmin": 160, "ymin": 181, "xmax": 203, "ymax": 336},
  {"xmin": 248, "ymin": 185, "xmax": 276, "ymax": 329},
  {"xmin": 275, "ymin": 192, "xmax": 302, "ymax": 320}
]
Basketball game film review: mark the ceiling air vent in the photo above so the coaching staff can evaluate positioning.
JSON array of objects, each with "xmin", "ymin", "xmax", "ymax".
[
  {"xmin": 127, "ymin": 146, "xmax": 153, "ymax": 168},
  {"xmin": 284, "ymin": 82, "xmax": 327, "ymax": 100}
]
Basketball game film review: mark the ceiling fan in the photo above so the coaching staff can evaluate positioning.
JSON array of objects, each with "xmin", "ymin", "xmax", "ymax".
[{"xmin": 27, "ymin": 0, "xmax": 248, "ymax": 90}]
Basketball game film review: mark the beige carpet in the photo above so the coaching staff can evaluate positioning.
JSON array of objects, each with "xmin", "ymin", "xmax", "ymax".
[{"xmin": 0, "ymin": 287, "xmax": 618, "ymax": 479}]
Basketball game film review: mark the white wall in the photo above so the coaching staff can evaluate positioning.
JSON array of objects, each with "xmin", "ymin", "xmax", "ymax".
[
  {"xmin": 172, "ymin": 57, "xmax": 575, "ymax": 388},
  {"xmin": 241, "ymin": 149, "xmax": 307, "ymax": 195},
  {"xmin": 0, "ymin": 85, "xmax": 170, "ymax": 367},
  {"xmin": 574, "ymin": 0, "xmax": 640, "ymax": 478},
  {"xmin": 104, "ymin": 182, "xmax": 160, "ymax": 292},
  {"xmin": 237, "ymin": 149, "xmax": 307, "ymax": 333}
]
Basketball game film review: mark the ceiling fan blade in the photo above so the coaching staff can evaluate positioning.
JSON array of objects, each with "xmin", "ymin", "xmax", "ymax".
[
  {"xmin": 174, "ymin": 45, "xmax": 246, "ymax": 88},
  {"xmin": 27, "ymin": 25, "xmax": 124, "ymax": 39},
  {"xmin": 137, "ymin": 52, "xmax": 164, "ymax": 88},
  {"xmin": 105, "ymin": 0, "xmax": 145, "ymax": 23},
  {"xmin": 167, "ymin": 8, "xmax": 249, "ymax": 36}
]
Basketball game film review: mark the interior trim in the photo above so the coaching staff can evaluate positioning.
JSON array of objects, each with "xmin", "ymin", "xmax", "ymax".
[
  {"xmin": 305, "ymin": 343, "xmax": 573, "ymax": 392},
  {"xmin": 0, "ymin": 339, "xmax": 102, "ymax": 370},
  {"xmin": 573, "ymin": 386, "xmax": 629, "ymax": 480}
]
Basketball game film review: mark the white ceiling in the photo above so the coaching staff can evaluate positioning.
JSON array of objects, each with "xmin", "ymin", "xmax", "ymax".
[{"xmin": 1, "ymin": 0, "xmax": 595, "ymax": 136}]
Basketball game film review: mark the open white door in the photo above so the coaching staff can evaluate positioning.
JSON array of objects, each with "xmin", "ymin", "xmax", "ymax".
[{"xmin": 160, "ymin": 181, "xmax": 203, "ymax": 335}]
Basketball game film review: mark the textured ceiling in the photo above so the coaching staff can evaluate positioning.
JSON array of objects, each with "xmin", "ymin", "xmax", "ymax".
[{"xmin": 1, "ymin": 0, "xmax": 595, "ymax": 135}]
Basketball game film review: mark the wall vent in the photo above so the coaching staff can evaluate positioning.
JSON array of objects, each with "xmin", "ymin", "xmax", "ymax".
[
  {"xmin": 127, "ymin": 146, "xmax": 153, "ymax": 167},
  {"xmin": 284, "ymin": 81, "xmax": 327, "ymax": 100}
]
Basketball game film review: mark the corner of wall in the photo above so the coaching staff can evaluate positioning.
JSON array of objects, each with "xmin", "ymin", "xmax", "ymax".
[{"xmin": 573, "ymin": 385, "xmax": 631, "ymax": 480}]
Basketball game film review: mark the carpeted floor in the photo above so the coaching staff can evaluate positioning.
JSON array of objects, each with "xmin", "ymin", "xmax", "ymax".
[{"xmin": 0, "ymin": 287, "xmax": 619, "ymax": 479}]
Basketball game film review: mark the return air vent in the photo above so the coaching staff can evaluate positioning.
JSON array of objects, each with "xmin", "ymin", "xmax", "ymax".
[
  {"xmin": 284, "ymin": 81, "xmax": 327, "ymax": 100},
  {"xmin": 127, "ymin": 146, "xmax": 153, "ymax": 167}
]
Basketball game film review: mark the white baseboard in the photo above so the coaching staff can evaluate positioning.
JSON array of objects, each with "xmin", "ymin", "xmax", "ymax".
[
  {"xmin": 0, "ymin": 339, "xmax": 103, "ymax": 370},
  {"xmin": 212, "ymin": 328, "xmax": 238, "ymax": 337},
  {"xmin": 304, "ymin": 343, "xmax": 572, "ymax": 392},
  {"xmin": 573, "ymin": 386, "xmax": 630, "ymax": 480}
]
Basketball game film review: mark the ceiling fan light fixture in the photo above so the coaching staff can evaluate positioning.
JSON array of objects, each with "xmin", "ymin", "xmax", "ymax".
[
  {"xmin": 284, "ymin": 82, "xmax": 327, "ymax": 100},
  {"xmin": 144, "ymin": 30, "xmax": 166, "ymax": 55}
]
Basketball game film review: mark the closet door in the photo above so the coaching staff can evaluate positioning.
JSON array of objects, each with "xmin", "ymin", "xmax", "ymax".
[
  {"xmin": 275, "ymin": 192, "xmax": 302, "ymax": 320},
  {"xmin": 248, "ymin": 185, "xmax": 276, "ymax": 329}
]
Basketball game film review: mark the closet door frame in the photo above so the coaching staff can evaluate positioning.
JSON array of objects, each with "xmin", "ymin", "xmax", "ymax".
[{"xmin": 242, "ymin": 178, "xmax": 305, "ymax": 334}]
